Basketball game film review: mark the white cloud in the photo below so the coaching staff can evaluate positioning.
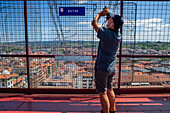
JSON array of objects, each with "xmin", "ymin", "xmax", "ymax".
[
  {"xmin": 124, "ymin": 18, "xmax": 169, "ymax": 32},
  {"xmin": 143, "ymin": 28, "xmax": 152, "ymax": 31},
  {"xmin": 78, "ymin": 1, "xmax": 88, "ymax": 4},
  {"xmin": 162, "ymin": 24, "xmax": 170, "ymax": 28},
  {"xmin": 165, "ymin": 24, "xmax": 170, "ymax": 27},
  {"xmin": 122, "ymin": 18, "xmax": 169, "ymax": 42},
  {"xmin": 123, "ymin": 18, "xmax": 163, "ymax": 27},
  {"xmin": 133, "ymin": 18, "xmax": 163, "ymax": 27},
  {"xmin": 78, "ymin": 21, "xmax": 91, "ymax": 25},
  {"xmin": 145, "ymin": 23, "xmax": 157, "ymax": 28},
  {"xmin": 142, "ymin": 23, "xmax": 169, "ymax": 31},
  {"xmin": 137, "ymin": 18, "xmax": 163, "ymax": 23}
]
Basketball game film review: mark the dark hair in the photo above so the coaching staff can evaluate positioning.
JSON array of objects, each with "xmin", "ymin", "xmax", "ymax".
[{"xmin": 112, "ymin": 15, "xmax": 124, "ymax": 31}]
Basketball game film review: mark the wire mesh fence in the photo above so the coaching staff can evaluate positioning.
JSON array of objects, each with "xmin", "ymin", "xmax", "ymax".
[
  {"xmin": 120, "ymin": 57, "xmax": 170, "ymax": 88},
  {"xmin": 0, "ymin": 0, "xmax": 169, "ymax": 90},
  {"xmin": 0, "ymin": 1, "xmax": 26, "ymax": 54},
  {"xmin": 0, "ymin": 57, "xmax": 27, "ymax": 88},
  {"xmin": 122, "ymin": 1, "xmax": 170, "ymax": 55}
]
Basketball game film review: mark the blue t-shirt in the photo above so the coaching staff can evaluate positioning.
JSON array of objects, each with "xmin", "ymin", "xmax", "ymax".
[{"xmin": 95, "ymin": 27, "xmax": 121, "ymax": 72}]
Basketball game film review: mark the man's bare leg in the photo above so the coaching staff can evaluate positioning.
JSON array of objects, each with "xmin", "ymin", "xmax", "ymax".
[
  {"xmin": 99, "ymin": 92, "xmax": 110, "ymax": 113},
  {"xmin": 107, "ymin": 89, "xmax": 116, "ymax": 111}
]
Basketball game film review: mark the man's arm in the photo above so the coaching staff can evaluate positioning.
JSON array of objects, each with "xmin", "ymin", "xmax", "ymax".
[
  {"xmin": 91, "ymin": 7, "xmax": 110, "ymax": 33},
  {"xmin": 91, "ymin": 12, "xmax": 101, "ymax": 33}
]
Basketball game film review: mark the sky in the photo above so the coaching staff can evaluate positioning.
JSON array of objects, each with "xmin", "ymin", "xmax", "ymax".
[{"xmin": 0, "ymin": 0, "xmax": 169, "ymax": 43}]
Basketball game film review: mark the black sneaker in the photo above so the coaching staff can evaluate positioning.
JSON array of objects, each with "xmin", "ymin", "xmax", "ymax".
[{"xmin": 110, "ymin": 111, "xmax": 116, "ymax": 113}]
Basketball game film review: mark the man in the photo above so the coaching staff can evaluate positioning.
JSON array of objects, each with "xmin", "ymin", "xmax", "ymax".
[{"xmin": 91, "ymin": 7, "xmax": 124, "ymax": 113}]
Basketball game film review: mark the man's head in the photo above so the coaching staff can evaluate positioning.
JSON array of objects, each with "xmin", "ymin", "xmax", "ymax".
[{"xmin": 107, "ymin": 14, "xmax": 124, "ymax": 31}]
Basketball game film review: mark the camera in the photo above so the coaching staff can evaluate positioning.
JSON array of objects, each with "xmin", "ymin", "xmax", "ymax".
[
  {"xmin": 106, "ymin": 13, "xmax": 111, "ymax": 20},
  {"xmin": 103, "ymin": 6, "xmax": 111, "ymax": 20}
]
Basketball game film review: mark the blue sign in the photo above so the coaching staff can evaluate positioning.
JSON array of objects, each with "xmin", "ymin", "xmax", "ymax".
[{"xmin": 59, "ymin": 7, "xmax": 85, "ymax": 16}]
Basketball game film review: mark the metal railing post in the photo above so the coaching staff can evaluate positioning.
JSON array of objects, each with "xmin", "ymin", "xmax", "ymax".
[
  {"xmin": 24, "ymin": 0, "xmax": 30, "ymax": 94},
  {"xmin": 118, "ymin": 0, "xmax": 123, "ymax": 95}
]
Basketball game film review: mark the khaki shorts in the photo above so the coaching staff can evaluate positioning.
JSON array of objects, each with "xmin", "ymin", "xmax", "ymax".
[{"xmin": 95, "ymin": 71, "xmax": 115, "ymax": 93}]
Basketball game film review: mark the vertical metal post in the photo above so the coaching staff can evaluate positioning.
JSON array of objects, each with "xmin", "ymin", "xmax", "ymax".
[
  {"xmin": 92, "ymin": 4, "xmax": 97, "ymax": 89},
  {"xmin": 24, "ymin": 0, "xmax": 30, "ymax": 94},
  {"xmin": 118, "ymin": 0, "xmax": 123, "ymax": 94}
]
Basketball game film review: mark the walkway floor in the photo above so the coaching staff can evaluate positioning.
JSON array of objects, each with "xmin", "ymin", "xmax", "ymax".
[{"xmin": 0, "ymin": 93, "xmax": 170, "ymax": 113}]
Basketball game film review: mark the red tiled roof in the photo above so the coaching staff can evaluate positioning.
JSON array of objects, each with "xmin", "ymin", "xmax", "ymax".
[
  {"xmin": 0, "ymin": 74, "xmax": 10, "ymax": 79},
  {"xmin": 0, "ymin": 73, "xmax": 18, "ymax": 79},
  {"xmin": 82, "ymin": 73, "xmax": 93, "ymax": 77},
  {"xmin": 13, "ymin": 78, "xmax": 23, "ymax": 84}
]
